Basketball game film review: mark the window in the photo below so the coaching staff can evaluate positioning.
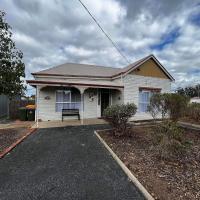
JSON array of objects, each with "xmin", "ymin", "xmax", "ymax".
[
  {"xmin": 138, "ymin": 88, "xmax": 161, "ymax": 112},
  {"xmin": 55, "ymin": 90, "xmax": 81, "ymax": 112},
  {"xmin": 139, "ymin": 90, "xmax": 152, "ymax": 112},
  {"xmin": 56, "ymin": 90, "xmax": 71, "ymax": 112}
]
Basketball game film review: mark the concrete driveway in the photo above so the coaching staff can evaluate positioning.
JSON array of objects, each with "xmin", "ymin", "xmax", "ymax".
[{"xmin": 0, "ymin": 125, "xmax": 145, "ymax": 200}]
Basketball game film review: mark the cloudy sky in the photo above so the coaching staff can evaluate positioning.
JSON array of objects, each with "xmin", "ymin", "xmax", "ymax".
[{"xmin": 1, "ymin": 0, "xmax": 200, "ymax": 94}]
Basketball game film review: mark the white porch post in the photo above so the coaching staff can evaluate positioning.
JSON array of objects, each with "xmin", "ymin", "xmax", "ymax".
[
  {"xmin": 36, "ymin": 85, "xmax": 42, "ymax": 128},
  {"xmin": 79, "ymin": 88, "xmax": 85, "ymax": 125}
]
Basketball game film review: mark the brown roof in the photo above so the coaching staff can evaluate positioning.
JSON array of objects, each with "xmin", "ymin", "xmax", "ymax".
[
  {"xmin": 32, "ymin": 63, "xmax": 119, "ymax": 77},
  {"xmin": 32, "ymin": 54, "xmax": 174, "ymax": 80}
]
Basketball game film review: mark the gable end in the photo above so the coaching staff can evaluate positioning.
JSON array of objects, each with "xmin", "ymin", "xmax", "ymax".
[{"xmin": 129, "ymin": 58, "xmax": 172, "ymax": 80}]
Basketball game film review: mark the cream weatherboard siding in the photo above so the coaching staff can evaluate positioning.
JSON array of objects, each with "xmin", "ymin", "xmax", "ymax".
[
  {"xmin": 123, "ymin": 74, "xmax": 171, "ymax": 119},
  {"xmin": 37, "ymin": 74, "xmax": 171, "ymax": 121},
  {"xmin": 83, "ymin": 88, "xmax": 98, "ymax": 119},
  {"xmin": 38, "ymin": 87, "xmax": 99, "ymax": 121},
  {"xmin": 38, "ymin": 87, "xmax": 61, "ymax": 121}
]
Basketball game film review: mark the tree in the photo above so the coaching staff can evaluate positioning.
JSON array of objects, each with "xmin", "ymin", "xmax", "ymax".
[
  {"xmin": 176, "ymin": 84, "xmax": 200, "ymax": 98},
  {"xmin": 0, "ymin": 11, "xmax": 25, "ymax": 99}
]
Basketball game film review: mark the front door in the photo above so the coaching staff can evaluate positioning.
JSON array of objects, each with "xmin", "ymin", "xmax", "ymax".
[{"xmin": 101, "ymin": 89, "xmax": 110, "ymax": 116}]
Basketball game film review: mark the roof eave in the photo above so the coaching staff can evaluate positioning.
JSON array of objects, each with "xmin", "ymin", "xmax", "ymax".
[
  {"xmin": 31, "ymin": 73, "xmax": 114, "ymax": 79},
  {"xmin": 26, "ymin": 80, "xmax": 124, "ymax": 89}
]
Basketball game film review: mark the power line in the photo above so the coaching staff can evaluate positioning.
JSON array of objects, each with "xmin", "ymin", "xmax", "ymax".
[{"xmin": 78, "ymin": 0, "xmax": 130, "ymax": 65}]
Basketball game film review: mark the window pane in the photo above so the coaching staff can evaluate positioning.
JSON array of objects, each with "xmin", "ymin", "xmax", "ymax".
[
  {"xmin": 56, "ymin": 91, "xmax": 63, "ymax": 102},
  {"xmin": 71, "ymin": 91, "xmax": 81, "ymax": 102},
  {"xmin": 139, "ymin": 91, "xmax": 151, "ymax": 112},
  {"xmin": 56, "ymin": 103, "xmax": 63, "ymax": 112},
  {"xmin": 55, "ymin": 90, "xmax": 81, "ymax": 112},
  {"xmin": 63, "ymin": 90, "xmax": 70, "ymax": 102}
]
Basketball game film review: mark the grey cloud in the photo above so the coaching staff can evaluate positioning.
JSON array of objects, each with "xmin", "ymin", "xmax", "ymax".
[
  {"xmin": 1, "ymin": 0, "xmax": 199, "ymax": 94},
  {"xmin": 116, "ymin": 0, "xmax": 197, "ymax": 19}
]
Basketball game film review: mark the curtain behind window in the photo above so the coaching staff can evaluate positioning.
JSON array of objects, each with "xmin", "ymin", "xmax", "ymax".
[
  {"xmin": 56, "ymin": 90, "xmax": 71, "ymax": 112},
  {"xmin": 139, "ymin": 91, "xmax": 152, "ymax": 112}
]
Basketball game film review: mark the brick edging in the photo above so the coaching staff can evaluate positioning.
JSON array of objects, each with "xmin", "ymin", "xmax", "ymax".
[
  {"xmin": 0, "ymin": 128, "xmax": 37, "ymax": 159},
  {"xmin": 95, "ymin": 130, "xmax": 154, "ymax": 200}
]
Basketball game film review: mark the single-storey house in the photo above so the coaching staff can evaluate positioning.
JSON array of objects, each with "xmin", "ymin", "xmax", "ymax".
[{"xmin": 27, "ymin": 54, "xmax": 174, "ymax": 123}]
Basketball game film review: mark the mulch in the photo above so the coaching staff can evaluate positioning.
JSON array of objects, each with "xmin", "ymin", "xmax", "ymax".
[
  {"xmin": 180, "ymin": 117, "xmax": 200, "ymax": 125},
  {"xmin": 99, "ymin": 126, "xmax": 200, "ymax": 200},
  {"xmin": 0, "ymin": 128, "xmax": 29, "ymax": 155}
]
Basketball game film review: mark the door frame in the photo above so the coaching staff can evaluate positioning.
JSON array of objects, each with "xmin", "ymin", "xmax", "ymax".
[{"xmin": 100, "ymin": 89, "xmax": 110, "ymax": 117}]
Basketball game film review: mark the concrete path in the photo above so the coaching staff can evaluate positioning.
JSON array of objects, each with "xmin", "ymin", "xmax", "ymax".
[{"xmin": 0, "ymin": 125, "xmax": 145, "ymax": 200}]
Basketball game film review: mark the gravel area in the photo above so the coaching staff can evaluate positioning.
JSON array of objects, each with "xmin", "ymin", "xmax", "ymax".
[
  {"xmin": 0, "ymin": 128, "xmax": 28, "ymax": 154},
  {"xmin": 0, "ymin": 125, "xmax": 145, "ymax": 200},
  {"xmin": 100, "ymin": 126, "xmax": 200, "ymax": 200}
]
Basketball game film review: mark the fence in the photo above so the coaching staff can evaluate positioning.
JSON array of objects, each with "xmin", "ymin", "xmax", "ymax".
[
  {"xmin": 0, "ymin": 95, "xmax": 8, "ymax": 118},
  {"xmin": 9, "ymin": 99, "xmax": 35, "ymax": 119}
]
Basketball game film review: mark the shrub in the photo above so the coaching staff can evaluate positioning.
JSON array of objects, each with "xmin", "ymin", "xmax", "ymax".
[
  {"xmin": 152, "ymin": 121, "xmax": 190, "ymax": 160},
  {"xmin": 165, "ymin": 93, "xmax": 190, "ymax": 122},
  {"xmin": 147, "ymin": 93, "xmax": 168, "ymax": 120},
  {"xmin": 187, "ymin": 102, "xmax": 200, "ymax": 122},
  {"xmin": 103, "ymin": 103, "xmax": 137, "ymax": 137},
  {"xmin": 148, "ymin": 93, "xmax": 190, "ymax": 122}
]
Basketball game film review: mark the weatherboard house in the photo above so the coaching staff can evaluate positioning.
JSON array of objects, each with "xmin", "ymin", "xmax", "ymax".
[{"xmin": 27, "ymin": 54, "xmax": 174, "ymax": 122}]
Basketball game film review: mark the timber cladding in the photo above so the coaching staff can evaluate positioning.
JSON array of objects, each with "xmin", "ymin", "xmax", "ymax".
[{"xmin": 131, "ymin": 58, "xmax": 169, "ymax": 79}]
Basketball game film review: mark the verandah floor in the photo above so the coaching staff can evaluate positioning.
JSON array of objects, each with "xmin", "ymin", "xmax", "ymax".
[{"xmin": 31, "ymin": 113, "xmax": 155, "ymax": 129}]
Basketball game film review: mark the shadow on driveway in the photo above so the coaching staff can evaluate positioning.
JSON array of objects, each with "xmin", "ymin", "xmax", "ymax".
[{"xmin": 0, "ymin": 125, "xmax": 145, "ymax": 200}]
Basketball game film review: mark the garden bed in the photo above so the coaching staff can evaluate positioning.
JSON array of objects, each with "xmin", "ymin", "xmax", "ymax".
[
  {"xmin": 180, "ymin": 117, "xmax": 200, "ymax": 126},
  {"xmin": 99, "ymin": 126, "xmax": 200, "ymax": 200},
  {"xmin": 0, "ymin": 128, "xmax": 31, "ymax": 155}
]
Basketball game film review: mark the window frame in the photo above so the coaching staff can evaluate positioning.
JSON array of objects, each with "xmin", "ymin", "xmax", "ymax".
[
  {"xmin": 55, "ymin": 90, "xmax": 71, "ymax": 104},
  {"xmin": 139, "ymin": 90, "xmax": 152, "ymax": 113},
  {"xmin": 138, "ymin": 88, "xmax": 161, "ymax": 113}
]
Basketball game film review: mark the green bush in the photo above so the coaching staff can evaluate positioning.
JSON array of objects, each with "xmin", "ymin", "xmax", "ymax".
[
  {"xmin": 103, "ymin": 103, "xmax": 137, "ymax": 137},
  {"xmin": 165, "ymin": 93, "xmax": 190, "ymax": 122},
  {"xmin": 147, "ymin": 93, "xmax": 168, "ymax": 120},
  {"xmin": 187, "ymin": 102, "xmax": 200, "ymax": 122},
  {"xmin": 148, "ymin": 93, "xmax": 190, "ymax": 122},
  {"xmin": 152, "ymin": 121, "xmax": 191, "ymax": 160}
]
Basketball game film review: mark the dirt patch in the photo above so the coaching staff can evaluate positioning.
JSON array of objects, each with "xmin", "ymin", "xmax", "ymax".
[
  {"xmin": 99, "ymin": 126, "xmax": 200, "ymax": 200},
  {"xmin": 0, "ymin": 128, "xmax": 29, "ymax": 154}
]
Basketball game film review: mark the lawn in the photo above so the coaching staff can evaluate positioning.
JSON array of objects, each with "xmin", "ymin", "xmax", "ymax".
[{"xmin": 99, "ymin": 125, "xmax": 200, "ymax": 200}]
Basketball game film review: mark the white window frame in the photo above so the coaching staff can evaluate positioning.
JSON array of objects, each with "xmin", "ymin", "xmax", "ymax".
[
  {"xmin": 55, "ymin": 90, "xmax": 82, "ymax": 112},
  {"xmin": 56, "ymin": 90, "xmax": 71, "ymax": 104},
  {"xmin": 138, "ymin": 90, "xmax": 152, "ymax": 113}
]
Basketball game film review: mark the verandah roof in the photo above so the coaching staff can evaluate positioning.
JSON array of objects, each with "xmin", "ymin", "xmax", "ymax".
[{"xmin": 26, "ymin": 79, "xmax": 124, "ymax": 90}]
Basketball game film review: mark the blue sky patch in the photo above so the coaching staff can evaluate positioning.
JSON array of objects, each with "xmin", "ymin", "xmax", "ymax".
[
  {"xmin": 150, "ymin": 27, "xmax": 180, "ymax": 50},
  {"xmin": 188, "ymin": 68, "xmax": 200, "ymax": 75},
  {"xmin": 189, "ymin": 12, "xmax": 200, "ymax": 26}
]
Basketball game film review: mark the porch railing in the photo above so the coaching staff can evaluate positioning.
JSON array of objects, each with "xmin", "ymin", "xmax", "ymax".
[{"xmin": 56, "ymin": 102, "xmax": 81, "ymax": 112}]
